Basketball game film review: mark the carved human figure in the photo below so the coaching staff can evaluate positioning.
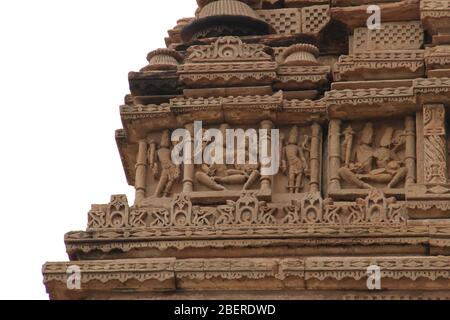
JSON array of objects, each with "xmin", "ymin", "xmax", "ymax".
[
  {"xmin": 196, "ymin": 124, "xmax": 261, "ymax": 191},
  {"xmin": 148, "ymin": 130, "xmax": 181, "ymax": 197},
  {"xmin": 196, "ymin": 162, "xmax": 228, "ymax": 191},
  {"xmin": 364, "ymin": 128, "xmax": 407, "ymax": 188},
  {"xmin": 281, "ymin": 126, "xmax": 310, "ymax": 193},
  {"xmin": 338, "ymin": 123, "xmax": 376, "ymax": 189},
  {"xmin": 215, "ymin": 138, "xmax": 261, "ymax": 190},
  {"xmin": 195, "ymin": 124, "xmax": 230, "ymax": 191},
  {"xmin": 338, "ymin": 123, "xmax": 407, "ymax": 189}
]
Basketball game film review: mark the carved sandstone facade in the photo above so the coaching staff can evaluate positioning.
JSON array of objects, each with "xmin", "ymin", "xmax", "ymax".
[{"xmin": 44, "ymin": 0, "xmax": 450, "ymax": 300}]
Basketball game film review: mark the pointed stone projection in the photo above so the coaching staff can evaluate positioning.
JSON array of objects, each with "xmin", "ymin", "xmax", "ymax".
[{"xmin": 44, "ymin": 0, "xmax": 450, "ymax": 300}]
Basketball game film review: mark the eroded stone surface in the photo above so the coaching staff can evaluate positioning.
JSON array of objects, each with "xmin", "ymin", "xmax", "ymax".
[{"xmin": 44, "ymin": 0, "xmax": 450, "ymax": 300}]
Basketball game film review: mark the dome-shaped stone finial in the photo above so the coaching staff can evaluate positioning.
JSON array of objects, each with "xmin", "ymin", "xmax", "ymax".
[
  {"xmin": 181, "ymin": 0, "xmax": 273, "ymax": 42},
  {"xmin": 140, "ymin": 48, "xmax": 183, "ymax": 72},
  {"xmin": 196, "ymin": 0, "xmax": 262, "ymax": 9},
  {"xmin": 282, "ymin": 44, "xmax": 320, "ymax": 66}
]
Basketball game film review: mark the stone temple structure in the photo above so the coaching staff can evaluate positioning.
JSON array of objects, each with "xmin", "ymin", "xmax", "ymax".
[{"xmin": 43, "ymin": 0, "xmax": 450, "ymax": 300}]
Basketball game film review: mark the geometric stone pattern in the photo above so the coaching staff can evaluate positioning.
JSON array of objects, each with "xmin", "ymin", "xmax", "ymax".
[
  {"xmin": 257, "ymin": 8, "xmax": 302, "ymax": 35},
  {"xmin": 353, "ymin": 21, "xmax": 424, "ymax": 53}
]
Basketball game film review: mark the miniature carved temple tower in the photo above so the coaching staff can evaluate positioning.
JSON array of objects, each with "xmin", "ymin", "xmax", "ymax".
[{"xmin": 43, "ymin": 0, "xmax": 450, "ymax": 299}]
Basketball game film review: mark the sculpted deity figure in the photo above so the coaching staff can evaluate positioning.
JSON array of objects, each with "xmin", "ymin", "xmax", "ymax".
[
  {"xmin": 215, "ymin": 137, "xmax": 261, "ymax": 191},
  {"xmin": 281, "ymin": 126, "xmax": 310, "ymax": 194},
  {"xmin": 195, "ymin": 124, "xmax": 231, "ymax": 191},
  {"xmin": 367, "ymin": 128, "xmax": 407, "ymax": 188},
  {"xmin": 148, "ymin": 130, "xmax": 181, "ymax": 197},
  {"xmin": 338, "ymin": 123, "xmax": 407, "ymax": 189},
  {"xmin": 195, "ymin": 124, "xmax": 261, "ymax": 191}
]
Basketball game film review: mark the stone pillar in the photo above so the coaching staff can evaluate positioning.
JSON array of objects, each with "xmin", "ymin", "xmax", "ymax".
[
  {"xmin": 404, "ymin": 116, "xmax": 416, "ymax": 186},
  {"xmin": 328, "ymin": 119, "xmax": 342, "ymax": 191},
  {"xmin": 183, "ymin": 123, "xmax": 195, "ymax": 193},
  {"xmin": 423, "ymin": 104, "xmax": 448, "ymax": 184},
  {"xmin": 309, "ymin": 123, "xmax": 322, "ymax": 193},
  {"xmin": 260, "ymin": 120, "xmax": 274, "ymax": 192},
  {"xmin": 134, "ymin": 139, "xmax": 148, "ymax": 204}
]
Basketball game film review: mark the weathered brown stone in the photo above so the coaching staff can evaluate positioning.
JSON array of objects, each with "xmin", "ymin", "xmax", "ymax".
[
  {"xmin": 331, "ymin": 0, "xmax": 420, "ymax": 30},
  {"xmin": 43, "ymin": 0, "xmax": 450, "ymax": 300}
]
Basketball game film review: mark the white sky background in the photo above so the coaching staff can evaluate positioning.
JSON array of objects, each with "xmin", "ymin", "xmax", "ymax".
[{"xmin": 0, "ymin": 0, "xmax": 198, "ymax": 300}]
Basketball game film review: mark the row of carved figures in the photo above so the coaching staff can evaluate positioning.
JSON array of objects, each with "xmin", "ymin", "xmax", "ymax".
[
  {"xmin": 137, "ymin": 121, "xmax": 320, "ymax": 199},
  {"xmin": 134, "ymin": 115, "xmax": 425, "ymax": 201}
]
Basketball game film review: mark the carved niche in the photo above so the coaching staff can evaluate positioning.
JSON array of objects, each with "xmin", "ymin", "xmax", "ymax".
[
  {"xmin": 191, "ymin": 122, "xmax": 273, "ymax": 195},
  {"xmin": 183, "ymin": 121, "xmax": 323, "ymax": 201},
  {"xmin": 133, "ymin": 130, "xmax": 183, "ymax": 203},
  {"xmin": 327, "ymin": 116, "xmax": 416, "ymax": 198}
]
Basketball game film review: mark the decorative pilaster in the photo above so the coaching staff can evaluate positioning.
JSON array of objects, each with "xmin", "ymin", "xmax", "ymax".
[
  {"xmin": 423, "ymin": 104, "xmax": 448, "ymax": 184},
  {"xmin": 404, "ymin": 116, "xmax": 416, "ymax": 186},
  {"xmin": 183, "ymin": 123, "xmax": 195, "ymax": 193},
  {"xmin": 134, "ymin": 139, "xmax": 149, "ymax": 204},
  {"xmin": 260, "ymin": 120, "xmax": 274, "ymax": 193},
  {"xmin": 309, "ymin": 123, "xmax": 322, "ymax": 193},
  {"xmin": 328, "ymin": 119, "xmax": 342, "ymax": 192}
]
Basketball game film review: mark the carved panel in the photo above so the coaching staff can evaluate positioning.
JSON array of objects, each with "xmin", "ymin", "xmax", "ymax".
[
  {"xmin": 179, "ymin": 36, "xmax": 276, "ymax": 88},
  {"xmin": 423, "ymin": 104, "xmax": 448, "ymax": 184},
  {"xmin": 327, "ymin": 117, "xmax": 415, "ymax": 197},
  {"xmin": 184, "ymin": 37, "xmax": 272, "ymax": 63},
  {"xmin": 301, "ymin": 5, "xmax": 330, "ymax": 34},
  {"xmin": 333, "ymin": 51, "xmax": 425, "ymax": 81},
  {"xmin": 275, "ymin": 65, "xmax": 331, "ymax": 90},
  {"xmin": 425, "ymin": 45, "xmax": 450, "ymax": 70},
  {"xmin": 353, "ymin": 21, "xmax": 424, "ymax": 53},
  {"xmin": 88, "ymin": 195, "xmax": 130, "ymax": 229},
  {"xmin": 178, "ymin": 61, "xmax": 278, "ymax": 87},
  {"xmin": 257, "ymin": 8, "xmax": 302, "ymax": 35}
]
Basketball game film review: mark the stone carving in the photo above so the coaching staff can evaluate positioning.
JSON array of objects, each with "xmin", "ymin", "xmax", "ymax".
[
  {"xmin": 149, "ymin": 130, "xmax": 181, "ymax": 198},
  {"xmin": 281, "ymin": 126, "xmax": 311, "ymax": 193},
  {"xmin": 282, "ymin": 44, "xmax": 320, "ymax": 66},
  {"xmin": 88, "ymin": 195, "xmax": 130, "ymax": 229},
  {"xmin": 333, "ymin": 51, "xmax": 425, "ymax": 81},
  {"xmin": 43, "ymin": 256, "xmax": 450, "ymax": 295},
  {"xmin": 328, "ymin": 117, "xmax": 416, "ymax": 195},
  {"xmin": 194, "ymin": 123, "xmax": 261, "ymax": 191},
  {"xmin": 301, "ymin": 5, "xmax": 330, "ymax": 34},
  {"xmin": 120, "ymin": 104, "xmax": 171, "ymax": 121},
  {"xmin": 257, "ymin": 8, "xmax": 302, "ymax": 35},
  {"xmin": 425, "ymin": 45, "xmax": 450, "ymax": 71},
  {"xmin": 106, "ymin": 195, "xmax": 130, "ymax": 228},
  {"xmin": 87, "ymin": 191, "xmax": 406, "ymax": 232},
  {"xmin": 324, "ymin": 190, "xmax": 406, "ymax": 224},
  {"xmin": 283, "ymin": 191, "xmax": 405, "ymax": 225},
  {"xmin": 179, "ymin": 36, "xmax": 277, "ymax": 87},
  {"xmin": 352, "ymin": 21, "xmax": 424, "ymax": 53},
  {"xmin": 282, "ymin": 193, "xmax": 323, "ymax": 224},
  {"xmin": 185, "ymin": 36, "xmax": 272, "ymax": 63},
  {"xmin": 170, "ymin": 193, "xmax": 193, "ymax": 226},
  {"xmin": 216, "ymin": 192, "xmax": 277, "ymax": 225},
  {"xmin": 45, "ymin": 0, "xmax": 450, "ymax": 301},
  {"xmin": 305, "ymin": 256, "xmax": 450, "ymax": 282},
  {"xmin": 421, "ymin": 0, "xmax": 450, "ymax": 35},
  {"xmin": 275, "ymin": 65, "xmax": 330, "ymax": 90},
  {"xmin": 423, "ymin": 104, "xmax": 448, "ymax": 184},
  {"xmin": 337, "ymin": 123, "xmax": 407, "ymax": 190},
  {"xmin": 141, "ymin": 48, "xmax": 183, "ymax": 72},
  {"xmin": 181, "ymin": 0, "xmax": 273, "ymax": 42}
]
